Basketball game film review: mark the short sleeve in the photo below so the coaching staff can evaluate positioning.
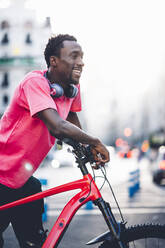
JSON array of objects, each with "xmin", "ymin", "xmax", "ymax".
[
  {"xmin": 70, "ymin": 84, "xmax": 82, "ymax": 112},
  {"xmin": 21, "ymin": 76, "xmax": 57, "ymax": 116}
]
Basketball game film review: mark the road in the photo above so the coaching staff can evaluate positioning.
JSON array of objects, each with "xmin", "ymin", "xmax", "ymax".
[{"xmin": 2, "ymin": 157, "xmax": 165, "ymax": 247}]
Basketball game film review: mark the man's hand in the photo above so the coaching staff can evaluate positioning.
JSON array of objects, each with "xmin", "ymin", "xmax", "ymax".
[
  {"xmin": 38, "ymin": 109, "xmax": 110, "ymax": 166},
  {"xmin": 90, "ymin": 141, "xmax": 110, "ymax": 169}
]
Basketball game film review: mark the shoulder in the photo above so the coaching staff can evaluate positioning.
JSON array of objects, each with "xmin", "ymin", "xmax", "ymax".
[
  {"xmin": 20, "ymin": 70, "xmax": 48, "ymax": 89},
  {"xmin": 23, "ymin": 70, "xmax": 46, "ymax": 83}
]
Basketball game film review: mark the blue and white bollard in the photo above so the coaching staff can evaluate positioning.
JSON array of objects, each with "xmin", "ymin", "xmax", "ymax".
[
  {"xmin": 134, "ymin": 169, "xmax": 140, "ymax": 191},
  {"xmin": 39, "ymin": 178, "xmax": 48, "ymax": 222},
  {"xmin": 128, "ymin": 168, "xmax": 140, "ymax": 198},
  {"xmin": 85, "ymin": 201, "xmax": 93, "ymax": 210}
]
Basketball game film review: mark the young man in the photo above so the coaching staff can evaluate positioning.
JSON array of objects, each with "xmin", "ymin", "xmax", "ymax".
[{"xmin": 0, "ymin": 34, "xmax": 109, "ymax": 247}]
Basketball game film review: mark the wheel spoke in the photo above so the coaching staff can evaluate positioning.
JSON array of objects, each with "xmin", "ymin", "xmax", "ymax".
[
  {"xmin": 132, "ymin": 240, "xmax": 136, "ymax": 248},
  {"xmin": 145, "ymin": 238, "xmax": 147, "ymax": 247},
  {"xmin": 129, "ymin": 238, "xmax": 164, "ymax": 247}
]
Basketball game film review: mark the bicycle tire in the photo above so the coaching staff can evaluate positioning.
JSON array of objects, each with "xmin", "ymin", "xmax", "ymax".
[{"xmin": 98, "ymin": 223, "xmax": 165, "ymax": 247}]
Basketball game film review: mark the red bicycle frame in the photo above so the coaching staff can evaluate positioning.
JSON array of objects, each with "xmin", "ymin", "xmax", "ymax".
[{"xmin": 0, "ymin": 173, "xmax": 102, "ymax": 248}]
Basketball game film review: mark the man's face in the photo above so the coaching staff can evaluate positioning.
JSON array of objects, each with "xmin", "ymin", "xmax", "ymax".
[{"xmin": 55, "ymin": 40, "xmax": 84, "ymax": 85}]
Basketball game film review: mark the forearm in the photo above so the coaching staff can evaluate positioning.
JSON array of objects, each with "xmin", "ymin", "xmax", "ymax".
[
  {"xmin": 56, "ymin": 120, "xmax": 100, "ymax": 146},
  {"xmin": 38, "ymin": 108, "xmax": 100, "ymax": 147},
  {"xmin": 38, "ymin": 108, "xmax": 109, "ymax": 164},
  {"xmin": 66, "ymin": 111, "xmax": 82, "ymax": 129}
]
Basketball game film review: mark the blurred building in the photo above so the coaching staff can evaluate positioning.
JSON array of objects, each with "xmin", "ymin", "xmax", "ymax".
[
  {"xmin": 0, "ymin": 0, "xmax": 52, "ymax": 116},
  {"xmin": 146, "ymin": 80, "xmax": 165, "ymax": 134}
]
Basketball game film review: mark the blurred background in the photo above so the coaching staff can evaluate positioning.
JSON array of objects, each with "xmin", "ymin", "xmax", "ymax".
[
  {"xmin": 1, "ymin": 0, "xmax": 165, "ymax": 143},
  {"xmin": 2, "ymin": 1, "xmax": 165, "ymax": 246},
  {"xmin": 1, "ymin": 0, "xmax": 165, "ymax": 180}
]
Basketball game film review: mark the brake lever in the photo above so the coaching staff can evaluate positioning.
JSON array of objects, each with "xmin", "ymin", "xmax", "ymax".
[
  {"xmin": 84, "ymin": 145, "xmax": 95, "ymax": 164},
  {"xmin": 65, "ymin": 141, "xmax": 95, "ymax": 164}
]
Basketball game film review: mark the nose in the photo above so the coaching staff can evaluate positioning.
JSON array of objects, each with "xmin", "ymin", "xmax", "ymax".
[{"xmin": 77, "ymin": 57, "xmax": 84, "ymax": 67}]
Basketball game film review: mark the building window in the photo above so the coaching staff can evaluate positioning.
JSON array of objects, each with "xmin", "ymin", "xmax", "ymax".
[
  {"xmin": 3, "ymin": 95, "xmax": 9, "ymax": 105},
  {"xmin": 1, "ymin": 73, "xmax": 9, "ymax": 88},
  {"xmin": 24, "ymin": 21, "xmax": 33, "ymax": 29},
  {"xmin": 1, "ymin": 20, "xmax": 10, "ymax": 29},
  {"xmin": 1, "ymin": 33, "xmax": 9, "ymax": 45},
  {"xmin": 25, "ymin": 33, "xmax": 32, "ymax": 44},
  {"xmin": 44, "ymin": 17, "xmax": 51, "ymax": 28}
]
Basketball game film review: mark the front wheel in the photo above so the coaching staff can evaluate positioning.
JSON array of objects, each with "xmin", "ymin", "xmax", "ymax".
[{"xmin": 98, "ymin": 223, "xmax": 165, "ymax": 247}]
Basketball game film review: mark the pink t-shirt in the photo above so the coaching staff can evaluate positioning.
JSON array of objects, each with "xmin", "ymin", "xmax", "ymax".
[{"xmin": 0, "ymin": 70, "xmax": 81, "ymax": 188}]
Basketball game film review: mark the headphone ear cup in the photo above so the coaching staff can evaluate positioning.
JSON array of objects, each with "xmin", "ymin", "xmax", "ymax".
[
  {"xmin": 50, "ymin": 83, "xmax": 64, "ymax": 98},
  {"xmin": 65, "ymin": 84, "xmax": 78, "ymax": 98}
]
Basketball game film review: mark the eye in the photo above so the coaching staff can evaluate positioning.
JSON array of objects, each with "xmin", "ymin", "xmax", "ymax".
[
  {"xmin": 71, "ymin": 53, "xmax": 78, "ymax": 59},
  {"xmin": 70, "ymin": 51, "xmax": 84, "ymax": 61}
]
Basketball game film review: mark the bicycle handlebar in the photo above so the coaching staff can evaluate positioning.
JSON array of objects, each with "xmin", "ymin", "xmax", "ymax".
[
  {"xmin": 61, "ymin": 138, "xmax": 79, "ymax": 149},
  {"xmin": 59, "ymin": 138, "xmax": 95, "ymax": 164}
]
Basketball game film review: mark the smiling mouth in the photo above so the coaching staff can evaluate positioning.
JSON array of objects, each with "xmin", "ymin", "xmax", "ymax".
[{"xmin": 72, "ymin": 68, "xmax": 82, "ymax": 77}]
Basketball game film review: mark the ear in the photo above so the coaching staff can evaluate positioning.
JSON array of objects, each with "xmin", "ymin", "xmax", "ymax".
[{"xmin": 49, "ymin": 56, "xmax": 58, "ymax": 67}]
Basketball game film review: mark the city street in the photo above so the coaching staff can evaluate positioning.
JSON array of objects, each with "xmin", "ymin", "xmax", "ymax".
[
  {"xmin": 1, "ymin": 1, "xmax": 165, "ymax": 248},
  {"xmin": 3, "ymin": 158, "xmax": 165, "ymax": 247}
]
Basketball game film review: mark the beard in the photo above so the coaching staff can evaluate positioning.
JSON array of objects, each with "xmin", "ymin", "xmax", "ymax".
[
  {"xmin": 70, "ymin": 78, "xmax": 79, "ymax": 85},
  {"xmin": 69, "ymin": 71, "xmax": 80, "ymax": 85}
]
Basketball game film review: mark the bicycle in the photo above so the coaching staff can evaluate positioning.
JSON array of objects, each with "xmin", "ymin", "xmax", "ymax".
[{"xmin": 0, "ymin": 138, "xmax": 165, "ymax": 248}]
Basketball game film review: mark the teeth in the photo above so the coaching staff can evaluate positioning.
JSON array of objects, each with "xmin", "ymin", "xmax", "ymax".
[{"xmin": 73, "ymin": 69, "xmax": 81, "ymax": 76}]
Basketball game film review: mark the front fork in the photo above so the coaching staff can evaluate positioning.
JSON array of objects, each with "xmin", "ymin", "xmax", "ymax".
[{"xmin": 93, "ymin": 198, "xmax": 127, "ymax": 248}]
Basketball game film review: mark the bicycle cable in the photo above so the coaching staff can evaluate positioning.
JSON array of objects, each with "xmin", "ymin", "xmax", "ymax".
[
  {"xmin": 80, "ymin": 167, "xmax": 105, "ymax": 202},
  {"xmin": 91, "ymin": 166, "xmax": 107, "ymax": 191},
  {"xmin": 82, "ymin": 177, "xmax": 93, "ymax": 201},
  {"xmin": 88, "ymin": 164, "xmax": 125, "ymax": 223},
  {"xmin": 91, "ymin": 166, "xmax": 96, "ymax": 182},
  {"xmin": 99, "ymin": 165, "xmax": 125, "ymax": 223}
]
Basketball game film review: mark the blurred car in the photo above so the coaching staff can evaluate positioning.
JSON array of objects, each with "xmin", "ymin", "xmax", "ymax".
[
  {"xmin": 151, "ymin": 146, "xmax": 165, "ymax": 185},
  {"xmin": 49, "ymin": 144, "xmax": 116, "ymax": 169},
  {"xmin": 50, "ymin": 144, "xmax": 76, "ymax": 168}
]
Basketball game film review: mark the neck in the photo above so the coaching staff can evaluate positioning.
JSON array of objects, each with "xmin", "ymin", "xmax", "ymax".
[
  {"xmin": 47, "ymin": 69, "xmax": 69, "ymax": 91},
  {"xmin": 47, "ymin": 68, "xmax": 72, "ymax": 90},
  {"xmin": 47, "ymin": 69, "xmax": 57, "ymax": 83}
]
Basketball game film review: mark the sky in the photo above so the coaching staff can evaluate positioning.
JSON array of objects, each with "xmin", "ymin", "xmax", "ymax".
[
  {"xmin": 24, "ymin": 0, "xmax": 165, "ymax": 93},
  {"xmin": 25, "ymin": 0, "xmax": 165, "ymax": 103},
  {"xmin": 1, "ymin": 0, "xmax": 165, "ymax": 138}
]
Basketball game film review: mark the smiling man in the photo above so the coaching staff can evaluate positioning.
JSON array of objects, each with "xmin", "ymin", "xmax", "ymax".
[{"xmin": 0, "ymin": 34, "xmax": 109, "ymax": 247}]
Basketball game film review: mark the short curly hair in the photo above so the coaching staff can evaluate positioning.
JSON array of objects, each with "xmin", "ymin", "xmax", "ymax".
[{"xmin": 44, "ymin": 34, "xmax": 77, "ymax": 68}]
